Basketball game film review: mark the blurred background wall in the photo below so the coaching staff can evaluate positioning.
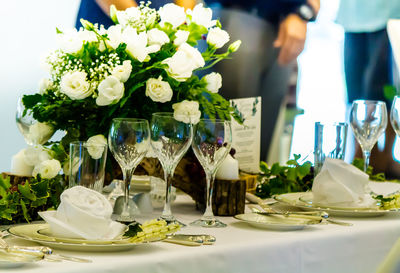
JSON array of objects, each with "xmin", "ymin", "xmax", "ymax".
[{"xmin": 0, "ymin": 0, "xmax": 80, "ymax": 170}]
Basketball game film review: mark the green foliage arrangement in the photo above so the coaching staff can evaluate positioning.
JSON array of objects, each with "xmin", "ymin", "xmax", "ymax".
[
  {"xmin": 255, "ymin": 155, "xmax": 313, "ymax": 199},
  {"xmin": 0, "ymin": 175, "xmax": 65, "ymax": 225}
]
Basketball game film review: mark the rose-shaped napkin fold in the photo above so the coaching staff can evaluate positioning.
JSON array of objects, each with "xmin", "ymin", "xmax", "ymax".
[
  {"xmin": 39, "ymin": 186, "xmax": 126, "ymax": 240},
  {"xmin": 312, "ymin": 158, "xmax": 376, "ymax": 207}
]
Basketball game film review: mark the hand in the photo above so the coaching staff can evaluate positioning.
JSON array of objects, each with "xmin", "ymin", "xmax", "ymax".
[{"xmin": 273, "ymin": 14, "xmax": 307, "ymax": 66}]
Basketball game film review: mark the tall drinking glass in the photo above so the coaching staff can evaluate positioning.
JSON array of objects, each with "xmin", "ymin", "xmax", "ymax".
[
  {"xmin": 150, "ymin": 113, "xmax": 192, "ymax": 226},
  {"xmin": 108, "ymin": 118, "xmax": 150, "ymax": 223},
  {"xmin": 350, "ymin": 100, "xmax": 387, "ymax": 172},
  {"xmin": 191, "ymin": 119, "xmax": 232, "ymax": 228}
]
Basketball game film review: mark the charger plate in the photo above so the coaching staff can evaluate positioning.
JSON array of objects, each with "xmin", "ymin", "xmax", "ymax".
[
  {"xmin": 8, "ymin": 224, "xmax": 161, "ymax": 252},
  {"xmin": 274, "ymin": 192, "xmax": 397, "ymax": 217},
  {"xmin": 234, "ymin": 213, "xmax": 321, "ymax": 231}
]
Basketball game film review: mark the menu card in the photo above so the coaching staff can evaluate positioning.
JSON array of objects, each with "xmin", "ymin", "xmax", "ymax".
[{"xmin": 230, "ymin": 97, "xmax": 261, "ymax": 173}]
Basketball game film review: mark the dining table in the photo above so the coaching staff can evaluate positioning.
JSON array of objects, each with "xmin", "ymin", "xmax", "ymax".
[{"xmin": 2, "ymin": 193, "xmax": 400, "ymax": 273}]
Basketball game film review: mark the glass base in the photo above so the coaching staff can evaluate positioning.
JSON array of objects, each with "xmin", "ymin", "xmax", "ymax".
[
  {"xmin": 189, "ymin": 218, "xmax": 227, "ymax": 228},
  {"xmin": 160, "ymin": 215, "xmax": 186, "ymax": 227},
  {"xmin": 114, "ymin": 215, "xmax": 139, "ymax": 225}
]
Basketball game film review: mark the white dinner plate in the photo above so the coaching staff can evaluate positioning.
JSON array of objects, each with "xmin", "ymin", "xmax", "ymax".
[
  {"xmin": 8, "ymin": 224, "xmax": 161, "ymax": 252},
  {"xmin": 274, "ymin": 192, "xmax": 400, "ymax": 217},
  {"xmin": 234, "ymin": 213, "xmax": 321, "ymax": 231}
]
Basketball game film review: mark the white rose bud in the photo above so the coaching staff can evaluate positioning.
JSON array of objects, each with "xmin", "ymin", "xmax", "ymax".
[
  {"xmin": 159, "ymin": 3, "xmax": 186, "ymax": 29},
  {"xmin": 207, "ymin": 28, "xmax": 230, "ymax": 49},
  {"xmin": 86, "ymin": 135, "xmax": 107, "ymax": 160},
  {"xmin": 147, "ymin": 28, "xmax": 170, "ymax": 47},
  {"xmin": 111, "ymin": 60, "xmax": 132, "ymax": 83},
  {"xmin": 162, "ymin": 43, "xmax": 205, "ymax": 81},
  {"xmin": 32, "ymin": 159, "xmax": 61, "ymax": 179},
  {"xmin": 96, "ymin": 76, "xmax": 125, "ymax": 106},
  {"xmin": 172, "ymin": 100, "xmax": 201, "ymax": 124},
  {"xmin": 60, "ymin": 71, "xmax": 92, "ymax": 100},
  {"xmin": 145, "ymin": 76, "xmax": 173, "ymax": 103},
  {"xmin": 228, "ymin": 40, "xmax": 242, "ymax": 53},
  {"xmin": 191, "ymin": 4, "xmax": 215, "ymax": 29},
  {"xmin": 204, "ymin": 72, "xmax": 222, "ymax": 93},
  {"xmin": 23, "ymin": 146, "xmax": 53, "ymax": 166},
  {"xmin": 174, "ymin": 30, "xmax": 190, "ymax": 46},
  {"xmin": 27, "ymin": 122, "xmax": 54, "ymax": 145},
  {"xmin": 38, "ymin": 79, "xmax": 53, "ymax": 94}
]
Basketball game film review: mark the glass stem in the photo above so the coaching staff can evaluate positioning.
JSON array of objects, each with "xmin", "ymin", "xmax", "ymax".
[
  {"xmin": 202, "ymin": 171, "xmax": 215, "ymax": 220},
  {"xmin": 363, "ymin": 150, "xmax": 371, "ymax": 173},
  {"xmin": 122, "ymin": 168, "xmax": 133, "ymax": 218},
  {"xmin": 161, "ymin": 168, "xmax": 174, "ymax": 220}
]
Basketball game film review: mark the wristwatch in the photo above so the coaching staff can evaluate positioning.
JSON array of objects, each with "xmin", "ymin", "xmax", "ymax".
[{"xmin": 295, "ymin": 3, "xmax": 317, "ymax": 22}]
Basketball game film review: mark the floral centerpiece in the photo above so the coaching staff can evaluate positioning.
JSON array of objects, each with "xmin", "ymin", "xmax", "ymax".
[{"xmin": 2, "ymin": 2, "xmax": 242, "ymax": 224}]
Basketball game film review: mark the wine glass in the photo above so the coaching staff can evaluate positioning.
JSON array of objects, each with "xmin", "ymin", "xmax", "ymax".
[
  {"xmin": 391, "ymin": 95, "xmax": 400, "ymax": 141},
  {"xmin": 16, "ymin": 97, "xmax": 53, "ymax": 145},
  {"xmin": 150, "ymin": 112, "xmax": 192, "ymax": 226},
  {"xmin": 350, "ymin": 100, "xmax": 387, "ymax": 172},
  {"xmin": 190, "ymin": 119, "xmax": 232, "ymax": 228},
  {"xmin": 108, "ymin": 118, "xmax": 150, "ymax": 223}
]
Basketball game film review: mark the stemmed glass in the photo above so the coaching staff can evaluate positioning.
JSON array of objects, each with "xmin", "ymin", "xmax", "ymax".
[
  {"xmin": 150, "ymin": 113, "xmax": 192, "ymax": 226},
  {"xmin": 190, "ymin": 119, "xmax": 232, "ymax": 228},
  {"xmin": 391, "ymin": 96, "xmax": 400, "ymax": 143},
  {"xmin": 350, "ymin": 100, "xmax": 387, "ymax": 172},
  {"xmin": 108, "ymin": 118, "xmax": 150, "ymax": 223},
  {"xmin": 16, "ymin": 97, "xmax": 53, "ymax": 145}
]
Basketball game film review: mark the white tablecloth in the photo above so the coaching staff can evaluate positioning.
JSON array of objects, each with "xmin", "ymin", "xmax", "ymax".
[{"xmin": 4, "ymin": 194, "xmax": 400, "ymax": 273}]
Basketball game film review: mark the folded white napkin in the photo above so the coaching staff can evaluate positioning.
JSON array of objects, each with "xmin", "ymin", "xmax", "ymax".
[
  {"xmin": 312, "ymin": 158, "xmax": 376, "ymax": 207},
  {"xmin": 39, "ymin": 186, "xmax": 126, "ymax": 240}
]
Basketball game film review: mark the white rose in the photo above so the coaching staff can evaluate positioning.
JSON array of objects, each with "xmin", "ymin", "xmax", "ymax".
[
  {"xmin": 159, "ymin": 3, "xmax": 186, "ymax": 29},
  {"xmin": 111, "ymin": 60, "xmax": 132, "ymax": 83},
  {"xmin": 27, "ymin": 122, "xmax": 54, "ymax": 145},
  {"xmin": 60, "ymin": 71, "xmax": 92, "ymax": 100},
  {"xmin": 204, "ymin": 72, "xmax": 222, "ymax": 93},
  {"xmin": 190, "ymin": 4, "xmax": 215, "ymax": 29},
  {"xmin": 38, "ymin": 78, "xmax": 53, "ymax": 94},
  {"xmin": 207, "ymin": 28, "xmax": 230, "ymax": 49},
  {"xmin": 24, "ymin": 145, "xmax": 53, "ymax": 166},
  {"xmin": 145, "ymin": 76, "xmax": 173, "ymax": 103},
  {"xmin": 106, "ymin": 25, "xmax": 123, "ymax": 49},
  {"xmin": 32, "ymin": 159, "xmax": 61, "ymax": 179},
  {"xmin": 96, "ymin": 76, "xmax": 124, "ymax": 106},
  {"xmin": 174, "ymin": 30, "xmax": 189, "ymax": 46},
  {"xmin": 147, "ymin": 28, "xmax": 169, "ymax": 47},
  {"xmin": 162, "ymin": 43, "xmax": 205, "ymax": 81},
  {"xmin": 86, "ymin": 135, "xmax": 107, "ymax": 160},
  {"xmin": 78, "ymin": 29, "xmax": 97, "ymax": 44},
  {"xmin": 56, "ymin": 29, "xmax": 82, "ymax": 54},
  {"xmin": 123, "ymin": 27, "xmax": 149, "ymax": 62},
  {"xmin": 172, "ymin": 100, "xmax": 201, "ymax": 124}
]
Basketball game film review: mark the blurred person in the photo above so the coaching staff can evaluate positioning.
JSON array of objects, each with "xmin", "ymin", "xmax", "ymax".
[
  {"xmin": 203, "ymin": 0, "xmax": 320, "ymax": 161},
  {"xmin": 337, "ymin": 0, "xmax": 400, "ymax": 177},
  {"xmin": 76, "ymin": 0, "xmax": 195, "ymax": 29}
]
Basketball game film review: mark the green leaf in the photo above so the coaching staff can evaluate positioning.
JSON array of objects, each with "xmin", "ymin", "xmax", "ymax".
[
  {"xmin": 270, "ymin": 163, "xmax": 281, "ymax": 176},
  {"xmin": 18, "ymin": 183, "xmax": 36, "ymax": 201},
  {"xmin": 297, "ymin": 162, "xmax": 311, "ymax": 180},
  {"xmin": 20, "ymin": 199, "xmax": 30, "ymax": 223},
  {"xmin": 0, "ymin": 175, "xmax": 11, "ymax": 190},
  {"xmin": 259, "ymin": 161, "xmax": 269, "ymax": 174},
  {"xmin": 286, "ymin": 168, "xmax": 297, "ymax": 181},
  {"xmin": 56, "ymin": 27, "xmax": 63, "ymax": 34},
  {"xmin": 123, "ymin": 222, "xmax": 142, "ymax": 237}
]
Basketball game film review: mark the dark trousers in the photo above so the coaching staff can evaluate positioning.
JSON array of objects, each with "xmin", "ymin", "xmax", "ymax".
[
  {"xmin": 211, "ymin": 8, "xmax": 291, "ymax": 160},
  {"xmin": 344, "ymin": 29, "xmax": 392, "ymax": 105}
]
